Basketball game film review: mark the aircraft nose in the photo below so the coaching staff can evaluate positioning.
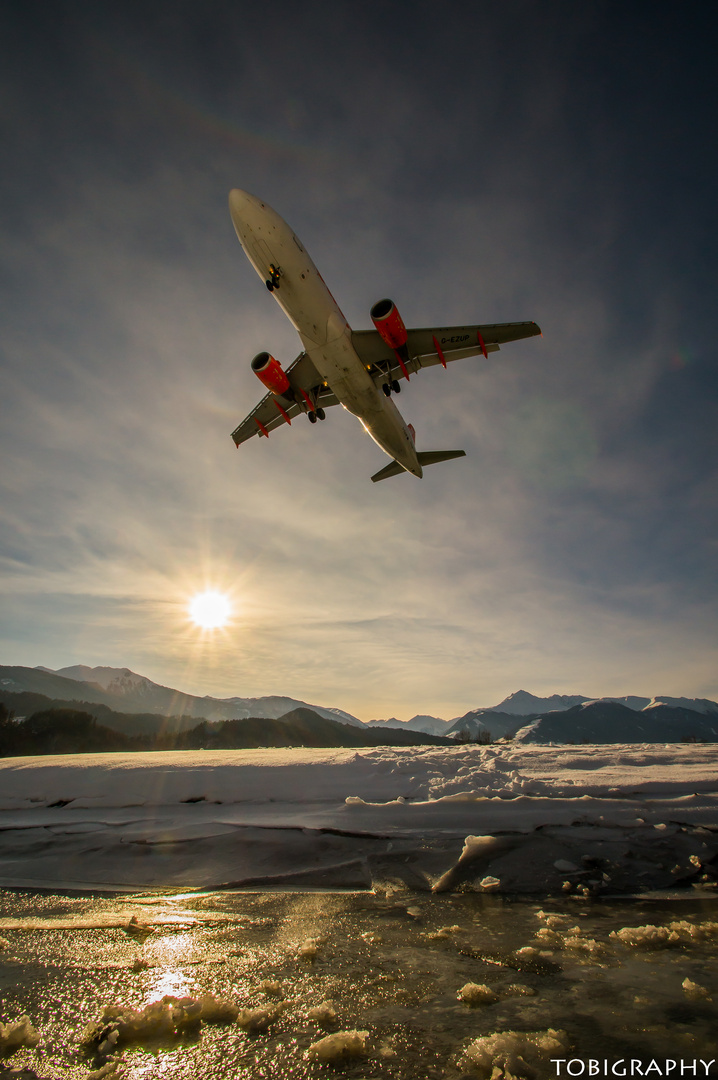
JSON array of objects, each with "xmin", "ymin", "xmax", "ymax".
[
  {"xmin": 228, "ymin": 188, "xmax": 249, "ymax": 225},
  {"xmin": 228, "ymin": 188, "xmax": 264, "ymax": 229}
]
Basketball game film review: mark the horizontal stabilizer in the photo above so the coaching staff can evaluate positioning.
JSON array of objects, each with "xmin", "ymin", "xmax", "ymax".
[
  {"xmin": 416, "ymin": 450, "xmax": 466, "ymax": 467},
  {"xmin": 371, "ymin": 449, "xmax": 466, "ymax": 483}
]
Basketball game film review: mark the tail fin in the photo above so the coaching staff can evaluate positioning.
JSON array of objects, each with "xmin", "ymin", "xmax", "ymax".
[{"xmin": 371, "ymin": 450, "xmax": 466, "ymax": 483}]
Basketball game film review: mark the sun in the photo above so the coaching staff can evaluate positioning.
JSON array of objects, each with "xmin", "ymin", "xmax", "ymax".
[{"xmin": 188, "ymin": 590, "xmax": 232, "ymax": 629}]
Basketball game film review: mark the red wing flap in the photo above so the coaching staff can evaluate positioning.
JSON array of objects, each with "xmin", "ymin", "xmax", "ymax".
[{"xmin": 352, "ymin": 321, "xmax": 539, "ymax": 372}]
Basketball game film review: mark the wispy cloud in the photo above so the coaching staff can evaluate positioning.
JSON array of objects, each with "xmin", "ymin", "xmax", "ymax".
[{"xmin": 2, "ymin": 2, "xmax": 717, "ymax": 718}]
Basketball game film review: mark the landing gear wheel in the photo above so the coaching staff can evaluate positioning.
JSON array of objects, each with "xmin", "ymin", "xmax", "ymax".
[
  {"xmin": 382, "ymin": 382, "xmax": 391, "ymax": 397},
  {"xmin": 266, "ymin": 281, "xmax": 274, "ymax": 291},
  {"xmin": 308, "ymin": 411, "xmax": 317, "ymax": 424},
  {"xmin": 392, "ymin": 379, "xmax": 401, "ymax": 394},
  {"xmin": 316, "ymin": 407, "xmax": 326, "ymax": 421},
  {"xmin": 268, "ymin": 264, "xmax": 281, "ymax": 290}
]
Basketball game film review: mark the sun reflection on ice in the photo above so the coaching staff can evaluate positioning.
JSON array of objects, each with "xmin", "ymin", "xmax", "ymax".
[{"xmin": 141, "ymin": 933, "xmax": 196, "ymax": 1005}]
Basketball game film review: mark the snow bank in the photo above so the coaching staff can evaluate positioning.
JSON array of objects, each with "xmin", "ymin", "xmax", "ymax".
[
  {"xmin": 1, "ymin": 744, "xmax": 716, "ymax": 811},
  {"xmin": 1, "ymin": 744, "xmax": 716, "ymax": 891}
]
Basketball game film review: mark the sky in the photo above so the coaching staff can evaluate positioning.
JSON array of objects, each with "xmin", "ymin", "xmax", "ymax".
[{"xmin": 1, "ymin": 0, "xmax": 717, "ymax": 722}]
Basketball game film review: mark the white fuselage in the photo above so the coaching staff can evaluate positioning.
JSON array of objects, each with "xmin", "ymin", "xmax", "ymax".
[{"xmin": 228, "ymin": 188, "xmax": 422, "ymax": 476}]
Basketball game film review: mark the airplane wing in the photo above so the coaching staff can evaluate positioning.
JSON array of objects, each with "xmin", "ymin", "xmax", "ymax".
[
  {"xmin": 231, "ymin": 351, "xmax": 339, "ymax": 446},
  {"xmin": 351, "ymin": 320, "xmax": 541, "ymax": 385}
]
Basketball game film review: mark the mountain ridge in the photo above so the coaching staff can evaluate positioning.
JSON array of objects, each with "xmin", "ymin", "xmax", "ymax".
[
  {"xmin": 0, "ymin": 665, "xmax": 362, "ymax": 726},
  {"xmin": 2, "ymin": 665, "xmax": 716, "ymax": 735}
]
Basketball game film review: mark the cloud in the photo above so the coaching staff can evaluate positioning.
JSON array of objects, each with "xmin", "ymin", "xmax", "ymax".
[{"xmin": 1, "ymin": 2, "xmax": 717, "ymax": 718}]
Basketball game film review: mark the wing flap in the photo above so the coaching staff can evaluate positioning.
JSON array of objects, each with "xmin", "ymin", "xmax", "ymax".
[{"xmin": 352, "ymin": 320, "xmax": 540, "ymax": 386}]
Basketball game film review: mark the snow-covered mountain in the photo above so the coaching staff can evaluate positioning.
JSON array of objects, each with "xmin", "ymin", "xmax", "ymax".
[
  {"xmin": 365, "ymin": 714, "xmax": 450, "ymax": 736},
  {"xmin": 0, "ymin": 665, "xmax": 362, "ymax": 726},
  {"xmin": 486, "ymin": 690, "xmax": 589, "ymax": 715},
  {"xmin": 4, "ymin": 664, "xmax": 718, "ymax": 743},
  {"xmin": 643, "ymin": 696, "xmax": 718, "ymax": 715},
  {"xmin": 445, "ymin": 710, "xmax": 531, "ymax": 741},
  {"xmin": 513, "ymin": 701, "xmax": 718, "ymax": 744}
]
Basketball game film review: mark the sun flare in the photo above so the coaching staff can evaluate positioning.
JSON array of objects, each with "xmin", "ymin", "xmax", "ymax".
[{"xmin": 188, "ymin": 590, "xmax": 231, "ymax": 629}]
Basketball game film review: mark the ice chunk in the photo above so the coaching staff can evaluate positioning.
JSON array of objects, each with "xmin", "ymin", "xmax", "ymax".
[
  {"xmin": 307, "ymin": 1029, "xmax": 368, "ymax": 1062},
  {"xmin": 0, "ymin": 936, "xmax": 10, "ymax": 950},
  {"xmin": 535, "ymin": 911, "xmax": 570, "ymax": 928},
  {"xmin": 87, "ymin": 1063, "xmax": 126, "ymax": 1079},
  {"xmin": 457, "ymin": 983, "xmax": 500, "ymax": 1006},
  {"xmin": 236, "ymin": 1005, "xmax": 284, "ymax": 1032},
  {"xmin": 0, "ymin": 1014, "xmax": 41, "ymax": 1053},
  {"xmin": 682, "ymin": 978, "xmax": 710, "ymax": 999},
  {"xmin": 564, "ymin": 935, "xmax": 603, "ymax": 955},
  {"xmin": 299, "ymin": 937, "xmax": 321, "ymax": 960},
  {"xmin": 668, "ymin": 919, "xmax": 718, "ymax": 941},
  {"xmin": 609, "ymin": 925, "xmax": 680, "ymax": 948},
  {"xmin": 124, "ymin": 916, "xmax": 152, "ymax": 942},
  {"xmin": 504, "ymin": 984, "xmax": 536, "ymax": 997},
  {"xmin": 462, "ymin": 1028, "xmax": 568, "ymax": 1077},
  {"xmin": 534, "ymin": 927, "xmax": 563, "ymax": 947},
  {"xmin": 81, "ymin": 993, "xmax": 239, "ymax": 1052},
  {"xmin": 307, "ymin": 1001, "xmax": 337, "ymax": 1026},
  {"xmin": 130, "ymin": 957, "xmax": 149, "ymax": 972},
  {"xmin": 198, "ymin": 995, "xmax": 241, "ymax": 1023},
  {"xmin": 554, "ymin": 860, "xmax": 579, "ymax": 873},
  {"xmin": 426, "ymin": 924, "xmax": 461, "ymax": 940},
  {"xmin": 259, "ymin": 980, "xmax": 284, "ymax": 998},
  {"xmin": 480, "ymin": 876, "xmax": 501, "ymax": 891}
]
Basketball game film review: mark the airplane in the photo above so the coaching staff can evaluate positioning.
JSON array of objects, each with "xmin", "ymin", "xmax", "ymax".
[{"xmin": 228, "ymin": 189, "xmax": 541, "ymax": 482}]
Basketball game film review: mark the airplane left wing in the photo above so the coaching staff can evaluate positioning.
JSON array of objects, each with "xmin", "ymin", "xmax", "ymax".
[
  {"xmin": 231, "ymin": 351, "xmax": 339, "ymax": 446},
  {"xmin": 351, "ymin": 320, "xmax": 541, "ymax": 385}
]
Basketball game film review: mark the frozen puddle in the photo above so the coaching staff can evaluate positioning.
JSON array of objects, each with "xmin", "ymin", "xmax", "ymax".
[{"xmin": 1, "ymin": 889, "xmax": 717, "ymax": 1078}]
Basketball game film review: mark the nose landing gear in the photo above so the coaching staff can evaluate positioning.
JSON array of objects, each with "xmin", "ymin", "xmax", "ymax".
[{"xmin": 265, "ymin": 264, "xmax": 282, "ymax": 291}]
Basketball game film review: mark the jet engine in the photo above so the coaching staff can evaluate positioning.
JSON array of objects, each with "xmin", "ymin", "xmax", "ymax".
[
  {"xmin": 370, "ymin": 298, "xmax": 408, "ymax": 350},
  {"xmin": 251, "ymin": 352, "xmax": 291, "ymax": 396}
]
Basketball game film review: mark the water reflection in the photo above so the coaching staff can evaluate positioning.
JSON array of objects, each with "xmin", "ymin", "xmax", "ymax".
[
  {"xmin": 141, "ymin": 931, "xmax": 196, "ymax": 1004},
  {"xmin": 0, "ymin": 890, "xmax": 716, "ymax": 1078}
]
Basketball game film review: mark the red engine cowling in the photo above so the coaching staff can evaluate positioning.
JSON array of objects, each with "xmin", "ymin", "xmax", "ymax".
[
  {"xmin": 251, "ymin": 352, "xmax": 290, "ymax": 396},
  {"xmin": 370, "ymin": 298, "xmax": 407, "ymax": 350}
]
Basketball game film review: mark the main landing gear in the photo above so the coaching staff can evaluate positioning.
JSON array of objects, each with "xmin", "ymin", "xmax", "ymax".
[
  {"xmin": 308, "ymin": 408, "xmax": 326, "ymax": 424},
  {"xmin": 265, "ymin": 264, "xmax": 281, "ymax": 291},
  {"xmin": 382, "ymin": 379, "xmax": 402, "ymax": 396}
]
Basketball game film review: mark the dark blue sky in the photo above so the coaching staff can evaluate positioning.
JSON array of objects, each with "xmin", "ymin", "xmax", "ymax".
[{"xmin": 1, "ymin": 1, "xmax": 716, "ymax": 718}]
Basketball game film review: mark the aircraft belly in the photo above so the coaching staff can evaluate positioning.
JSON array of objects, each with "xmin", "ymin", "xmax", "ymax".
[{"xmin": 305, "ymin": 334, "xmax": 421, "ymax": 475}]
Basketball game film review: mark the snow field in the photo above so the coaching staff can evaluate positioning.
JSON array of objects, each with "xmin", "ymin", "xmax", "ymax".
[{"xmin": 1, "ymin": 744, "xmax": 716, "ymax": 893}]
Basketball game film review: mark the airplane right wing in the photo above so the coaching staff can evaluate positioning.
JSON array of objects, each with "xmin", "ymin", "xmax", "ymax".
[{"xmin": 230, "ymin": 351, "xmax": 339, "ymax": 446}]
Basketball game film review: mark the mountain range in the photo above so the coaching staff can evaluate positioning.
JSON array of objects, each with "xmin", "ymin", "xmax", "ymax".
[
  {"xmin": 1, "ymin": 665, "xmax": 717, "ymax": 744},
  {"xmin": 1, "ymin": 665, "xmax": 362, "ymax": 726}
]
